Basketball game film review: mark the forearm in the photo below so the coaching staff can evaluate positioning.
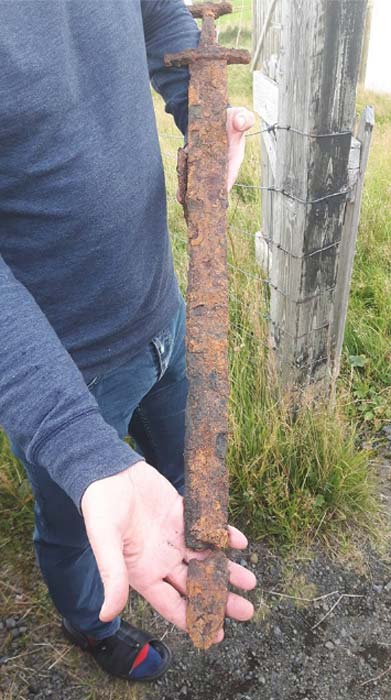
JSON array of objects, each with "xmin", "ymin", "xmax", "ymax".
[
  {"xmin": 0, "ymin": 256, "xmax": 140, "ymax": 508},
  {"xmin": 141, "ymin": 0, "xmax": 200, "ymax": 134}
]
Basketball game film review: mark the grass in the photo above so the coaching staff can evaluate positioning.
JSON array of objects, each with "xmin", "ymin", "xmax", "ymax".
[
  {"xmin": 157, "ymin": 8, "xmax": 390, "ymax": 547},
  {"xmin": 0, "ymin": 3, "xmax": 390, "ymax": 695},
  {"xmin": 343, "ymin": 90, "xmax": 391, "ymax": 433}
]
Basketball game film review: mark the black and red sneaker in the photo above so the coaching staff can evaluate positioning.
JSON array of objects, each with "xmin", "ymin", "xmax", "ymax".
[{"xmin": 62, "ymin": 618, "xmax": 172, "ymax": 682}]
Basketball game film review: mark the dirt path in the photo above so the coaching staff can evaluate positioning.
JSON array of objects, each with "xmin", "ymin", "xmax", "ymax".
[
  {"xmin": 148, "ymin": 458, "xmax": 391, "ymax": 700},
  {"xmin": 1, "ymin": 462, "xmax": 390, "ymax": 700},
  {"xmin": 150, "ymin": 541, "xmax": 391, "ymax": 700}
]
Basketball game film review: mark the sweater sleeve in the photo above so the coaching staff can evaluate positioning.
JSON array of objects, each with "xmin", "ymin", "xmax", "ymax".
[
  {"xmin": 141, "ymin": 0, "xmax": 200, "ymax": 135},
  {"xmin": 0, "ymin": 256, "xmax": 142, "ymax": 509}
]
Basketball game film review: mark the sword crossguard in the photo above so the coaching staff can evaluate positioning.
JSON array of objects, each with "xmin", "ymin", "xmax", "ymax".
[
  {"xmin": 164, "ymin": 46, "xmax": 250, "ymax": 68},
  {"xmin": 164, "ymin": 1, "xmax": 250, "ymax": 69}
]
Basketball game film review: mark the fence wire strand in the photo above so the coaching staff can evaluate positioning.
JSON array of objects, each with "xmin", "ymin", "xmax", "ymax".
[{"xmin": 158, "ymin": 57, "xmax": 354, "ymax": 377}]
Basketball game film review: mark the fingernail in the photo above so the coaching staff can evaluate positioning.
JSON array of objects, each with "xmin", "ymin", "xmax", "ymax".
[{"xmin": 236, "ymin": 115, "xmax": 246, "ymax": 129}]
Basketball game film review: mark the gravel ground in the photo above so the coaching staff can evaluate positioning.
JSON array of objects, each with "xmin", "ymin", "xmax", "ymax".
[
  {"xmin": 1, "ymin": 461, "xmax": 390, "ymax": 700},
  {"xmin": 149, "ymin": 542, "xmax": 391, "ymax": 700},
  {"xmin": 2, "ymin": 541, "xmax": 390, "ymax": 700}
]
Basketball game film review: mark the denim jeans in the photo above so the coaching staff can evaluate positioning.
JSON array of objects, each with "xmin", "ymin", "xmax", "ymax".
[{"xmin": 11, "ymin": 297, "xmax": 187, "ymax": 639}]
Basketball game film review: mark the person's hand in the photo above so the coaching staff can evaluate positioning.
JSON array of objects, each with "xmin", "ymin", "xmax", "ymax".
[
  {"xmin": 226, "ymin": 107, "xmax": 256, "ymax": 192},
  {"xmin": 81, "ymin": 461, "xmax": 256, "ymax": 643},
  {"xmin": 176, "ymin": 106, "xmax": 255, "ymax": 204}
]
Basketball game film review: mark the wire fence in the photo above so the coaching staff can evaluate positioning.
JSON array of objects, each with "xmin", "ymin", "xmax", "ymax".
[
  {"xmin": 158, "ymin": 116, "xmax": 273, "ymax": 370},
  {"xmin": 159, "ymin": 0, "xmax": 265, "ymax": 329}
]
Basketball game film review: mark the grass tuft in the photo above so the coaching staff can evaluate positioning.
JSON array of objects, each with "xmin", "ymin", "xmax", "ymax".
[{"xmin": 155, "ymin": 4, "xmax": 390, "ymax": 547}]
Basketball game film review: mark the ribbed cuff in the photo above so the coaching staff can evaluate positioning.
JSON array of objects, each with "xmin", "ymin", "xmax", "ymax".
[{"xmin": 35, "ymin": 410, "xmax": 142, "ymax": 511}]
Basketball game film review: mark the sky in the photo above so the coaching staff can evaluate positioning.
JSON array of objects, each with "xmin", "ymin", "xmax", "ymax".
[{"xmin": 366, "ymin": 0, "xmax": 391, "ymax": 94}]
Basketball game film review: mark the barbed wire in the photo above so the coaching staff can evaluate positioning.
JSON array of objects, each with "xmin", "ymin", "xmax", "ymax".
[
  {"xmin": 246, "ymin": 123, "xmax": 353, "ymax": 140},
  {"xmin": 161, "ymin": 123, "xmax": 353, "ymax": 143},
  {"xmin": 234, "ymin": 182, "xmax": 352, "ymax": 206},
  {"xmin": 161, "ymin": 144, "xmax": 352, "ymax": 207},
  {"xmin": 255, "ymin": 234, "xmax": 341, "ymax": 260},
  {"xmin": 160, "ymin": 106, "xmax": 350, "ymax": 374}
]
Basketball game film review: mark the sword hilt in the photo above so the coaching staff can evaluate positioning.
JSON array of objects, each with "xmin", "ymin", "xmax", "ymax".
[
  {"xmin": 164, "ymin": 1, "xmax": 250, "ymax": 68},
  {"xmin": 190, "ymin": 1, "xmax": 232, "ymax": 48},
  {"xmin": 189, "ymin": 1, "xmax": 232, "ymax": 21}
]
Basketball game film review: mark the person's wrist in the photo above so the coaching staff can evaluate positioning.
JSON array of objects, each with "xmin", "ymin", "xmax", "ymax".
[{"xmin": 80, "ymin": 460, "xmax": 146, "ymax": 517}]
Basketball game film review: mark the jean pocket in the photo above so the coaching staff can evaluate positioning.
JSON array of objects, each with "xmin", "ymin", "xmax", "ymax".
[
  {"xmin": 151, "ymin": 328, "xmax": 174, "ymax": 382},
  {"xmin": 86, "ymin": 375, "xmax": 100, "ymax": 390}
]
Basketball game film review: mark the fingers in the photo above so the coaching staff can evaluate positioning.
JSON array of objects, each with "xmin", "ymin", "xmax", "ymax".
[
  {"xmin": 229, "ymin": 107, "xmax": 256, "ymax": 133},
  {"xmin": 228, "ymin": 524, "xmax": 248, "ymax": 550},
  {"xmin": 166, "ymin": 557, "xmax": 256, "ymax": 599},
  {"xmin": 85, "ymin": 524, "xmax": 130, "ymax": 623},
  {"xmin": 165, "ymin": 561, "xmax": 188, "ymax": 596},
  {"xmin": 227, "ymin": 591, "xmax": 254, "ymax": 622},
  {"xmin": 182, "ymin": 525, "xmax": 248, "ymax": 562},
  {"xmin": 228, "ymin": 560, "xmax": 257, "ymax": 591},
  {"xmin": 144, "ymin": 581, "xmax": 187, "ymax": 631}
]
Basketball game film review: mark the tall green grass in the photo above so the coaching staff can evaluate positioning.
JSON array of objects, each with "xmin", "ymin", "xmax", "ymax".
[
  {"xmin": 155, "ymin": 13, "xmax": 389, "ymax": 546},
  {"xmin": 343, "ymin": 90, "xmax": 391, "ymax": 432},
  {"xmin": 0, "ymin": 6, "xmax": 389, "ymax": 550}
]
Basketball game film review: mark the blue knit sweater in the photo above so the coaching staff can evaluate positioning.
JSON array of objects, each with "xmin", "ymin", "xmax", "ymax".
[{"xmin": 0, "ymin": 1, "xmax": 199, "ymax": 507}]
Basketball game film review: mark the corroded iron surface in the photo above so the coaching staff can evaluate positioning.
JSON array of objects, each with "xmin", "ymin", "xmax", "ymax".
[
  {"xmin": 186, "ymin": 552, "xmax": 229, "ymax": 650},
  {"xmin": 165, "ymin": 1, "xmax": 250, "ymax": 650}
]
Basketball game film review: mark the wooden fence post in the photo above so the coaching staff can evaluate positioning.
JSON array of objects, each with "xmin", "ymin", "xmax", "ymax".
[
  {"xmin": 331, "ymin": 106, "xmax": 375, "ymax": 378},
  {"xmin": 269, "ymin": 0, "xmax": 368, "ymax": 391},
  {"xmin": 359, "ymin": 0, "xmax": 374, "ymax": 86}
]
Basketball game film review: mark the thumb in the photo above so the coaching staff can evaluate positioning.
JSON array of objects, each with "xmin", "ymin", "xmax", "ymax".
[
  {"xmin": 87, "ymin": 524, "xmax": 130, "ymax": 622},
  {"xmin": 230, "ymin": 108, "xmax": 255, "ymax": 133}
]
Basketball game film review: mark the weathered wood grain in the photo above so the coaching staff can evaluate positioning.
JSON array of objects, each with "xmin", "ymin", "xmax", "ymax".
[
  {"xmin": 252, "ymin": 0, "xmax": 282, "ymax": 73},
  {"xmin": 253, "ymin": 71, "xmax": 278, "ymax": 125},
  {"xmin": 268, "ymin": 0, "xmax": 368, "ymax": 387},
  {"xmin": 251, "ymin": 0, "xmax": 279, "ymax": 71},
  {"xmin": 331, "ymin": 106, "xmax": 375, "ymax": 378}
]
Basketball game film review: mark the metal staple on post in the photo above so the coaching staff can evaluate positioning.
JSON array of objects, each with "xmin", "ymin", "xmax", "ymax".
[{"xmin": 165, "ymin": 1, "xmax": 250, "ymax": 650}]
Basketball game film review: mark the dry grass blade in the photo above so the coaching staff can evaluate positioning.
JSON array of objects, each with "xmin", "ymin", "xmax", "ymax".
[{"xmin": 359, "ymin": 664, "xmax": 391, "ymax": 687}]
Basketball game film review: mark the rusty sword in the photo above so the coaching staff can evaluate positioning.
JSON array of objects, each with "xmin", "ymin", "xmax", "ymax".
[{"xmin": 165, "ymin": 1, "xmax": 250, "ymax": 650}]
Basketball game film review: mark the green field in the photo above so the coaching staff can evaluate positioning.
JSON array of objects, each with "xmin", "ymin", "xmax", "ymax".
[
  {"xmin": 1, "ymin": 5, "xmax": 390, "ymax": 699},
  {"xmin": 1, "ymin": 0, "xmax": 390, "ymax": 557},
  {"xmin": 156, "ymin": 9, "xmax": 391, "ymax": 547}
]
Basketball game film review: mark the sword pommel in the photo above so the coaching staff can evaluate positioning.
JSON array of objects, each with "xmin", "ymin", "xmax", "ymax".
[{"xmin": 189, "ymin": 2, "xmax": 232, "ymax": 21}]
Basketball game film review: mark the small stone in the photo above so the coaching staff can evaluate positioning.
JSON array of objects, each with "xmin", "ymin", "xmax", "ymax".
[
  {"xmin": 5, "ymin": 618, "xmax": 16, "ymax": 630},
  {"xmin": 373, "ymin": 584, "xmax": 383, "ymax": 594},
  {"xmin": 11, "ymin": 628, "xmax": 21, "ymax": 639},
  {"xmin": 259, "ymin": 676, "xmax": 266, "ymax": 685},
  {"xmin": 325, "ymin": 641, "xmax": 335, "ymax": 651},
  {"xmin": 19, "ymin": 626, "xmax": 27, "ymax": 634},
  {"xmin": 0, "ymin": 622, "xmax": 4, "ymax": 630},
  {"xmin": 384, "ymin": 581, "xmax": 391, "ymax": 593},
  {"xmin": 273, "ymin": 625, "xmax": 282, "ymax": 638},
  {"xmin": 180, "ymin": 686, "xmax": 187, "ymax": 696},
  {"xmin": 240, "ymin": 558, "xmax": 248, "ymax": 568},
  {"xmin": 383, "ymin": 425, "xmax": 391, "ymax": 439},
  {"xmin": 250, "ymin": 552, "xmax": 259, "ymax": 565}
]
